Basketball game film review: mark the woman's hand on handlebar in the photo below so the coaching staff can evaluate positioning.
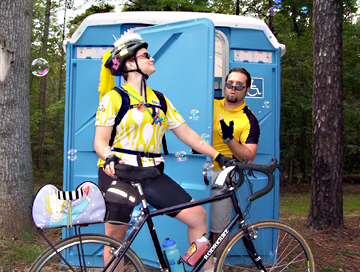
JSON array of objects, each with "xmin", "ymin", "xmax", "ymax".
[{"xmin": 215, "ymin": 153, "xmax": 233, "ymax": 169}]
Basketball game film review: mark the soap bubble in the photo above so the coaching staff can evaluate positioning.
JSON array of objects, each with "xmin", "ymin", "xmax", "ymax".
[
  {"xmin": 129, "ymin": 209, "xmax": 145, "ymax": 226},
  {"xmin": 174, "ymin": 151, "xmax": 188, "ymax": 162},
  {"xmin": 31, "ymin": 58, "xmax": 50, "ymax": 77},
  {"xmin": 203, "ymin": 161, "xmax": 214, "ymax": 180},
  {"xmin": 103, "ymin": 146, "xmax": 115, "ymax": 158},
  {"xmin": 274, "ymin": 0, "xmax": 282, "ymax": 9},
  {"xmin": 189, "ymin": 109, "xmax": 200, "ymax": 121},
  {"xmin": 262, "ymin": 101, "xmax": 270, "ymax": 109},
  {"xmin": 67, "ymin": 149, "xmax": 78, "ymax": 161},
  {"xmin": 268, "ymin": 7, "xmax": 277, "ymax": 16},
  {"xmin": 301, "ymin": 6, "xmax": 308, "ymax": 14},
  {"xmin": 203, "ymin": 161, "xmax": 213, "ymax": 174},
  {"xmin": 200, "ymin": 134, "xmax": 210, "ymax": 145}
]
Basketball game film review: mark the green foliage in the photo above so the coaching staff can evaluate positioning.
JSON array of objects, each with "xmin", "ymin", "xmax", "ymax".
[
  {"xmin": 31, "ymin": 0, "xmax": 66, "ymax": 182},
  {"xmin": 123, "ymin": 0, "xmax": 211, "ymax": 12},
  {"xmin": 272, "ymin": 0, "xmax": 360, "ymax": 180},
  {"xmin": 342, "ymin": 20, "xmax": 360, "ymax": 174},
  {"xmin": 269, "ymin": 2, "xmax": 314, "ymax": 181},
  {"xmin": 210, "ymin": 0, "xmax": 236, "ymax": 14},
  {"xmin": 271, "ymin": 0, "xmax": 313, "ymax": 37},
  {"xmin": 66, "ymin": 3, "xmax": 115, "ymax": 38}
]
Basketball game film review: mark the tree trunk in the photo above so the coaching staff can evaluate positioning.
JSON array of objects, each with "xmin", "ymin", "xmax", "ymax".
[
  {"xmin": 0, "ymin": 0, "xmax": 35, "ymax": 237},
  {"xmin": 308, "ymin": 0, "xmax": 343, "ymax": 229},
  {"xmin": 37, "ymin": 0, "xmax": 51, "ymax": 169},
  {"xmin": 268, "ymin": 0, "xmax": 274, "ymax": 33},
  {"xmin": 58, "ymin": 2, "xmax": 67, "ymax": 102},
  {"xmin": 53, "ymin": 3, "xmax": 67, "ymax": 162}
]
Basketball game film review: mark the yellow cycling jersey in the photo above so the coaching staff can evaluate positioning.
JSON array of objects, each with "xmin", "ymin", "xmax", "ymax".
[
  {"xmin": 95, "ymin": 83, "xmax": 185, "ymax": 167},
  {"xmin": 212, "ymin": 98, "xmax": 260, "ymax": 170}
]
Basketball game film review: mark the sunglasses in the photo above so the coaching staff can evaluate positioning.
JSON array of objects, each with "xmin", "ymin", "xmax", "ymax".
[
  {"xmin": 131, "ymin": 52, "xmax": 151, "ymax": 61},
  {"xmin": 225, "ymin": 82, "xmax": 246, "ymax": 91}
]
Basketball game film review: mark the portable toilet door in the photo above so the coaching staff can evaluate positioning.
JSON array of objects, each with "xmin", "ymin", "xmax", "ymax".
[{"xmin": 63, "ymin": 17, "xmax": 216, "ymax": 268}]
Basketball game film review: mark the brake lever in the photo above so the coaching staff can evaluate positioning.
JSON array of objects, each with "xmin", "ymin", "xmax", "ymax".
[
  {"xmin": 277, "ymin": 163, "xmax": 287, "ymax": 182},
  {"xmin": 226, "ymin": 158, "xmax": 238, "ymax": 167},
  {"xmin": 226, "ymin": 157, "xmax": 249, "ymax": 167}
]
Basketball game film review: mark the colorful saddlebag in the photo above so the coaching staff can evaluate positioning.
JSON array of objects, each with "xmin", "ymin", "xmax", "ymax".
[{"xmin": 32, "ymin": 181, "xmax": 106, "ymax": 229}]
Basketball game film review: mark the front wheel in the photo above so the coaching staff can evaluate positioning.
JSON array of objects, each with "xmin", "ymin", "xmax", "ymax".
[
  {"xmin": 216, "ymin": 220, "xmax": 315, "ymax": 271},
  {"xmin": 29, "ymin": 234, "xmax": 147, "ymax": 272}
]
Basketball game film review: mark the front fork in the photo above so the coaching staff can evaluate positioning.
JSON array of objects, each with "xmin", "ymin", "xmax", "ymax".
[{"xmin": 241, "ymin": 223, "xmax": 266, "ymax": 271}]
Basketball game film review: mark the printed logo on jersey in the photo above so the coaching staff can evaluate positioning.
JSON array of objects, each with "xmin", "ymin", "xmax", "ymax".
[
  {"xmin": 98, "ymin": 95, "xmax": 109, "ymax": 112},
  {"xmin": 152, "ymin": 100, "xmax": 160, "ymax": 106},
  {"xmin": 99, "ymin": 103, "xmax": 105, "ymax": 112}
]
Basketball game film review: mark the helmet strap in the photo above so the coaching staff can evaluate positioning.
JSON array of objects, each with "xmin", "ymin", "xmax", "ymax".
[
  {"xmin": 142, "ymin": 75, "xmax": 147, "ymax": 102},
  {"xmin": 124, "ymin": 59, "xmax": 149, "ymax": 100}
]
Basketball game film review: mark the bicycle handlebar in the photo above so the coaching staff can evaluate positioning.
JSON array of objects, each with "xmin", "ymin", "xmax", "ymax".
[{"xmin": 229, "ymin": 157, "xmax": 282, "ymax": 201}]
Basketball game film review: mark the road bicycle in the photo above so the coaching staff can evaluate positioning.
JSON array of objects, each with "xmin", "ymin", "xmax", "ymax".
[{"xmin": 29, "ymin": 157, "xmax": 315, "ymax": 271}]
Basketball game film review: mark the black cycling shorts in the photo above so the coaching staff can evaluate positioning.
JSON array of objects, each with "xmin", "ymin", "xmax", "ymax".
[{"xmin": 98, "ymin": 165, "xmax": 192, "ymax": 224}]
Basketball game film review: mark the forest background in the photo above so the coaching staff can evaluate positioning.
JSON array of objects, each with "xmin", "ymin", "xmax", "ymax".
[
  {"xmin": 31, "ymin": 0, "xmax": 360, "ymax": 184},
  {"xmin": 0, "ymin": 0, "xmax": 359, "ymax": 270}
]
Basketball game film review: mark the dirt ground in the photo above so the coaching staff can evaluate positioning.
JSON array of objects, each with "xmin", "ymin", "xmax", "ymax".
[
  {"xmin": 285, "ymin": 216, "xmax": 360, "ymax": 271},
  {"xmin": 279, "ymin": 183, "xmax": 360, "ymax": 272},
  {"xmin": 1, "ymin": 184, "xmax": 359, "ymax": 272}
]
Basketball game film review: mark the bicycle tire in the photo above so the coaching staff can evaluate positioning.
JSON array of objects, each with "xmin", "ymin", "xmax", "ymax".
[
  {"xmin": 216, "ymin": 220, "xmax": 315, "ymax": 272},
  {"xmin": 29, "ymin": 234, "xmax": 147, "ymax": 272}
]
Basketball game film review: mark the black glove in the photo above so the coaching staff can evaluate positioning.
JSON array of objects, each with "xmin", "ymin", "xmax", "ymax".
[
  {"xmin": 103, "ymin": 155, "xmax": 121, "ymax": 170},
  {"xmin": 220, "ymin": 119, "xmax": 234, "ymax": 143},
  {"xmin": 215, "ymin": 153, "xmax": 232, "ymax": 168}
]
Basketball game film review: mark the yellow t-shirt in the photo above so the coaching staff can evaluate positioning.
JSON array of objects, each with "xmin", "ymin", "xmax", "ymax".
[
  {"xmin": 212, "ymin": 99, "xmax": 260, "ymax": 170},
  {"xmin": 95, "ymin": 83, "xmax": 185, "ymax": 167}
]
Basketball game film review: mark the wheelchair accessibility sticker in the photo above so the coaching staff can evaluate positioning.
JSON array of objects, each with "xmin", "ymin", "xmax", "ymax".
[{"xmin": 246, "ymin": 78, "xmax": 264, "ymax": 98}]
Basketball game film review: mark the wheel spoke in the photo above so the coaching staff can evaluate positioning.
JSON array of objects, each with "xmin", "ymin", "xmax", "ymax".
[
  {"xmin": 29, "ymin": 234, "xmax": 147, "ymax": 272},
  {"xmin": 216, "ymin": 221, "xmax": 315, "ymax": 272}
]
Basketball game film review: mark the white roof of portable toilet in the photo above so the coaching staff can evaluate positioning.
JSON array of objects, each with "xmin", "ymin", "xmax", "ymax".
[{"xmin": 70, "ymin": 11, "xmax": 286, "ymax": 56}]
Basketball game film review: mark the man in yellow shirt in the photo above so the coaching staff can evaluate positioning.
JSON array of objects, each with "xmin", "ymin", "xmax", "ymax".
[{"xmin": 211, "ymin": 68, "xmax": 260, "ymax": 250}]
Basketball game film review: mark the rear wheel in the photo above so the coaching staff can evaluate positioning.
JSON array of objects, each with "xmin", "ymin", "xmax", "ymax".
[
  {"xmin": 29, "ymin": 234, "xmax": 147, "ymax": 272},
  {"xmin": 216, "ymin": 220, "xmax": 315, "ymax": 271}
]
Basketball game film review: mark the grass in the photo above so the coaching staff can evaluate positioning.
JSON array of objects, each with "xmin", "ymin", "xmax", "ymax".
[
  {"xmin": 0, "ymin": 229, "xmax": 43, "ymax": 270},
  {"xmin": 320, "ymin": 267, "xmax": 340, "ymax": 272},
  {"xmin": 280, "ymin": 192, "xmax": 310, "ymax": 219},
  {"xmin": 0, "ymin": 228, "xmax": 63, "ymax": 271},
  {"xmin": 340, "ymin": 248, "xmax": 356, "ymax": 256},
  {"xmin": 343, "ymin": 193, "xmax": 360, "ymax": 212},
  {"xmin": 280, "ymin": 184, "xmax": 360, "ymax": 220}
]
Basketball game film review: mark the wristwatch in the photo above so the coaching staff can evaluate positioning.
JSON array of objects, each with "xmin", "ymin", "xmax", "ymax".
[{"xmin": 223, "ymin": 136, "xmax": 233, "ymax": 144}]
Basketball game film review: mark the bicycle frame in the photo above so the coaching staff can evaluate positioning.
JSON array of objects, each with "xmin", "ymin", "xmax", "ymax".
[
  {"xmin": 106, "ymin": 184, "xmax": 249, "ymax": 272},
  {"xmin": 32, "ymin": 158, "xmax": 286, "ymax": 272}
]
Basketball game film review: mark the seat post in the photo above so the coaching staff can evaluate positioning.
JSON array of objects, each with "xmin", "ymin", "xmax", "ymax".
[{"xmin": 131, "ymin": 182, "xmax": 148, "ymax": 209}]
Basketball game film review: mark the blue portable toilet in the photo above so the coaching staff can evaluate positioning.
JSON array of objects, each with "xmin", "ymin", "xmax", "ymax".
[{"xmin": 63, "ymin": 11, "xmax": 285, "ymax": 268}]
